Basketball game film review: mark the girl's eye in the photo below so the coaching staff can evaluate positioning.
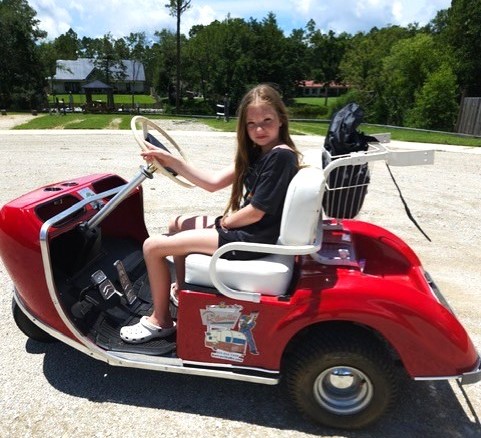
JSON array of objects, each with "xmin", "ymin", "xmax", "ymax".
[{"xmin": 247, "ymin": 118, "xmax": 275, "ymax": 130}]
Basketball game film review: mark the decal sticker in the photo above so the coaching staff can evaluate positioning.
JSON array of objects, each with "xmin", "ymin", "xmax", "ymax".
[{"xmin": 200, "ymin": 303, "xmax": 259, "ymax": 362}]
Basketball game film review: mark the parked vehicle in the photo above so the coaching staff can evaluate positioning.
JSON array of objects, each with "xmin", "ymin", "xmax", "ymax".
[{"xmin": 1, "ymin": 117, "xmax": 479, "ymax": 429}]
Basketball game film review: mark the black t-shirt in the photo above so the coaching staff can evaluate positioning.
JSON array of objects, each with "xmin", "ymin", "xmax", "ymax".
[{"xmin": 216, "ymin": 146, "xmax": 298, "ymax": 259}]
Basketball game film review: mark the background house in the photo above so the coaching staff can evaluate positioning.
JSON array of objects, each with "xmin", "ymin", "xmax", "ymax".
[
  {"xmin": 51, "ymin": 58, "xmax": 146, "ymax": 94},
  {"xmin": 298, "ymin": 80, "xmax": 349, "ymax": 97}
]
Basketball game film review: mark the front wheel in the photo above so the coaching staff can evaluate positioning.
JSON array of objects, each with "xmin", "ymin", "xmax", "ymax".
[
  {"xmin": 284, "ymin": 333, "xmax": 398, "ymax": 429},
  {"xmin": 12, "ymin": 297, "xmax": 57, "ymax": 343}
]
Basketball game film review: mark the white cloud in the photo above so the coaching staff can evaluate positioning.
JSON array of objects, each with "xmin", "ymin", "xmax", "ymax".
[
  {"xmin": 289, "ymin": 0, "xmax": 450, "ymax": 33},
  {"xmin": 27, "ymin": 0, "xmax": 452, "ymax": 40}
]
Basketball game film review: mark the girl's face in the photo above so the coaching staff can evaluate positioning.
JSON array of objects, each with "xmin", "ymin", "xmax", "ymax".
[{"xmin": 245, "ymin": 103, "xmax": 281, "ymax": 151}]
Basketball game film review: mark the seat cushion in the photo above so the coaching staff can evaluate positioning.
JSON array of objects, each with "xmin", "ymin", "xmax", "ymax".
[{"xmin": 185, "ymin": 253, "xmax": 295, "ymax": 296}]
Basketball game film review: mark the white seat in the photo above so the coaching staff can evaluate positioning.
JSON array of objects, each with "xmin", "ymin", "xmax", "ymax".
[
  {"xmin": 184, "ymin": 252, "xmax": 294, "ymax": 296},
  {"xmin": 185, "ymin": 166, "xmax": 325, "ymax": 302}
]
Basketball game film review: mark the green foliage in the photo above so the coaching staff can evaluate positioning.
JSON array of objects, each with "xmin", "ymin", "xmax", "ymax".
[
  {"xmin": 305, "ymin": 20, "xmax": 350, "ymax": 83},
  {"xmin": 327, "ymin": 89, "xmax": 369, "ymax": 118},
  {"xmin": 93, "ymin": 33, "xmax": 127, "ymax": 84},
  {"xmin": 288, "ymin": 102, "xmax": 329, "ymax": 119},
  {"xmin": 380, "ymin": 33, "xmax": 447, "ymax": 125},
  {"xmin": 184, "ymin": 14, "xmax": 304, "ymax": 109},
  {"xmin": 446, "ymin": 0, "xmax": 481, "ymax": 96},
  {"xmin": 0, "ymin": 0, "xmax": 47, "ymax": 109},
  {"xmin": 10, "ymin": 1, "xmax": 480, "ymax": 133},
  {"xmin": 405, "ymin": 65, "xmax": 459, "ymax": 131},
  {"xmin": 340, "ymin": 26, "xmax": 415, "ymax": 93}
]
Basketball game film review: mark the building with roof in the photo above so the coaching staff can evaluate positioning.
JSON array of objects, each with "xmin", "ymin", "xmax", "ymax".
[
  {"xmin": 51, "ymin": 58, "xmax": 146, "ymax": 94},
  {"xmin": 298, "ymin": 80, "xmax": 349, "ymax": 97}
]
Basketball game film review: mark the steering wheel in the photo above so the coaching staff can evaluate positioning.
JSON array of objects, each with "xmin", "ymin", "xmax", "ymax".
[{"xmin": 130, "ymin": 115, "xmax": 195, "ymax": 188}]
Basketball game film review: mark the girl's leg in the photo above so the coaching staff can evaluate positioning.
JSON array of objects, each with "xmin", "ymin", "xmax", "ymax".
[
  {"xmin": 168, "ymin": 214, "xmax": 217, "ymax": 294},
  {"xmin": 143, "ymin": 228, "xmax": 219, "ymax": 328},
  {"xmin": 168, "ymin": 214, "xmax": 217, "ymax": 234}
]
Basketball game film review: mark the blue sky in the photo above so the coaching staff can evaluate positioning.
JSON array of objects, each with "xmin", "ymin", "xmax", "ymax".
[{"xmin": 28, "ymin": 0, "xmax": 451, "ymax": 41}]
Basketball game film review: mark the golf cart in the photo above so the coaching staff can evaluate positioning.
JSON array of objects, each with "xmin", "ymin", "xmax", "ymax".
[{"xmin": 1, "ymin": 116, "xmax": 479, "ymax": 430}]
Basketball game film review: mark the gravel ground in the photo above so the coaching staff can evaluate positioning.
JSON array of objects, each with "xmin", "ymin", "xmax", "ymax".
[{"xmin": 0, "ymin": 123, "xmax": 480, "ymax": 437}]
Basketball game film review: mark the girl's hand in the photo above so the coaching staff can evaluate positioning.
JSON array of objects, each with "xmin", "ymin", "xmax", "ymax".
[{"xmin": 140, "ymin": 143, "xmax": 178, "ymax": 168}]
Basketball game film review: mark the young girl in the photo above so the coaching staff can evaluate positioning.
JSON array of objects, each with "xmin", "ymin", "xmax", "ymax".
[{"xmin": 120, "ymin": 84, "xmax": 301, "ymax": 344}]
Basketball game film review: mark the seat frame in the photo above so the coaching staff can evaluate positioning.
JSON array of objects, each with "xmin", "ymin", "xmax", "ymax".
[{"xmin": 185, "ymin": 166, "xmax": 325, "ymax": 303}]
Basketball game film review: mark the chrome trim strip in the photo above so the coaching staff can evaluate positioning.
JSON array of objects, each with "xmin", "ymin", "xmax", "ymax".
[
  {"xmin": 182, "ymin": 359, "xmax": 280, "ymax": 374},
  {"xmin": 38, "ymin": 180, "xmax": 151, "ymax": 366},
  {"xmin": 107, "ymin": 352, "xmax": 279, "ymax": 384},
  {"xmin": 413, "ymin": 361, "xmax": 481, "ymax": 385}
]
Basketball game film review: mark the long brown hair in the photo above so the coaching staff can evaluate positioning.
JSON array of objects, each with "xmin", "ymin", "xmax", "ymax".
[{"xmin": 225, "ymin": 84, "xmax": 301, "ymax": 213}]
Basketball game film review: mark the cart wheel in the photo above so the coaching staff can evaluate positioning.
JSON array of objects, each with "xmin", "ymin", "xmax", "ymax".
[
  {"xmin": 12, "ymin": 298, "xmax": 56, "ymax": 343},
  {"xmin": 285, "ymin": 332, "xmax": 398, "ymax": 429}
]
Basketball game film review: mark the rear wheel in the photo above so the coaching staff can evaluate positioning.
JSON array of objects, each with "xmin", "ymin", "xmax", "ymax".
[
  {"xmin": 285, "ymin": 332, "xmax": 398, "ymax": 429},
  {"xmin": 12, "ymin": 298, "xmax": 57, "ymax": 343}
]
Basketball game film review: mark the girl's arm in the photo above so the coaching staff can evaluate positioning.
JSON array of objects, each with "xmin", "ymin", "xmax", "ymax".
[
  {"xmin": 141, "ymin": 144, "xmax": 234, "ymax": 192},
  {"xmin": 221, "ymin": 204, "xmax": 265, "ymax": 229}
]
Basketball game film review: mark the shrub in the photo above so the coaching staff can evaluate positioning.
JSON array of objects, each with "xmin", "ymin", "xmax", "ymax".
[{"xmin": 405, "ymin": 65, "xmax": 459, "ymax": 131}]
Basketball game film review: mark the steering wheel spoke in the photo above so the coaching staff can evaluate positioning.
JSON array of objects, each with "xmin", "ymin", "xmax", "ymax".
[{"xmin": 130, "ymin": 116, "xmax": 195, "ymax": 188}]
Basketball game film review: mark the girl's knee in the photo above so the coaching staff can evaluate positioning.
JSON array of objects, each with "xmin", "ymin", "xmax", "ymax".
[{"xmin": 143, "ymin": 235, "xmax": 167, "ymax": 257}]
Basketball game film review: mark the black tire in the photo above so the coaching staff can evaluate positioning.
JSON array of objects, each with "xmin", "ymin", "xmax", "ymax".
[
  {"xmin": 12, "ymin": 298, "xmax": 57, "ymax": 343},
  {"xmin": 285, "ymin": 332, "xmax": 398, "ymax": 429}
]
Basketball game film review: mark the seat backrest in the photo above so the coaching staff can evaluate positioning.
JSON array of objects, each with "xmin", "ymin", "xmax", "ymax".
[{"xmin": 278, "ymin": 166, "xmax": 325, "ymax": 246}]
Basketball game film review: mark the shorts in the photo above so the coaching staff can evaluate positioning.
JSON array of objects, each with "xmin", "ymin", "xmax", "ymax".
[{"xmin": 214, "ymin": 216, "xmax": 264, "ymax": 261}]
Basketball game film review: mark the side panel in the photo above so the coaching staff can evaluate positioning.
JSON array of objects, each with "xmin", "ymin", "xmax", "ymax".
[
  {"xmin": 176, "ymin": 290, "xmax": 294, "ymax": 369},
  {"xmin": 177, "ymin": 220, "xmax": 479, "ymax": 378}
]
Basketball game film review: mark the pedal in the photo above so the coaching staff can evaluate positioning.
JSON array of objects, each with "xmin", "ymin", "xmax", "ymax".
[
  {"xmin": 114, "ymin": 260, "xmax": 137, "ymax": 305},
  {"xmin": 91, "ymin": 269, "xmax": 122, "ymax": 301}
]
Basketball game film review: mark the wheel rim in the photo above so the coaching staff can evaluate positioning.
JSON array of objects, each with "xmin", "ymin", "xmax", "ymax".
[{"xmin": 313, "ymin": 366, "xmax": 374, "ymax": 415}]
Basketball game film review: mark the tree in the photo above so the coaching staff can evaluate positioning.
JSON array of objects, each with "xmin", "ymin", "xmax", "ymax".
[
  {"xmin": 305, "ymin": 20, "xmax": 350, "ymax": 86},
  {"xmin": 165, "ymin": 0, "xmax": 192, "ymax": 112},
  {"xmin": 249, "ymin": 13, "xmax": 303, "ymax": 99},
  {"xmin": 339, "ymin": 25, "xmax": 417, "ymax": 122},
  {"xmin": 150, "ymin": 29, "xmax": 178, "ymax": 103},
  {"xmin": 184, "ymin": 13, "xmax": 308, "ymax": 110},
  {"xmin": 380, "ymin": 33, "xmax": 450, "ymax": 126},
  {"xmin": 124, "ymin": 32, "xmax": 148, "ymax": 106},
  {"xmin": 54, "ymin": 28, "xmax": 80, "ymax": 59},
  {"xmin": 79, "ymin": 36, "xmax": 103, "ymax": 58},
  {"xmin": 93, "ymin": 33, "xmax": 127, "ymax": 86},
  {"xmin": 185, "ymin": 17, "xmax": 255, "ymax": 107},
  {"xmin": 405, "ymin": 64, "xmax": 458, "ymax": 131},
  {"xmin": 445, "ymin": 0, "xmax": 481, "ymax": 96},
  {"xmin": 0, "ymin": 0, "xmax": 47, "ymax": 109}
]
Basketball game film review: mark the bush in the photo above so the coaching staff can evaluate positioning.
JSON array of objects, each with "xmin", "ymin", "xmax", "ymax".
[
  {"xmin": 327, "ymin": 89, "xmax": 371, "ymax": 119},
  {"xmin": 164, "ymin": 98, "xmax": 216, "ymax": 116},
  {"xmin": 405, "ymin": 65, "xmax": 459, "ymax": 131},
  {"xmin": 288, "ymin": 103, "xmax": 329, "ymax": 119}
]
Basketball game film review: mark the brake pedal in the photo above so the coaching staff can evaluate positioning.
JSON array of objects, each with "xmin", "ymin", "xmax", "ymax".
[
  {"xmin": 91, "ymin": 269, "xmax": 122, "ymax": 300},
  {"xmin": 114, "ymin": 260, "xmax": 137, "ymax": 305}
]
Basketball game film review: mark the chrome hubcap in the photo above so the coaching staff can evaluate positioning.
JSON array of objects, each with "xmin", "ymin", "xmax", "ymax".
[{"xmin": 314, "ymin": 366, "xmax": 373, "ymax": 415}]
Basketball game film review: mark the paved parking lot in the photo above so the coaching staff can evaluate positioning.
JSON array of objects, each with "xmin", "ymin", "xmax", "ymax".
[{"xmin": 0, "ymin": 128, "xmax": 480, "ymax": 437}]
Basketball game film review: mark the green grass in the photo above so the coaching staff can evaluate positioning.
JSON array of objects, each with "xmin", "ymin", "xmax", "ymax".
[
  {"xmin": 13, "ymin": 113, "xmax": 132, "ymax": 129},
  {"xmin": 12, "ymin": 112, "xmax": 481, "ymax": 147},
  {"xmin": 293, "ymin": 96, "xmax": 341, "ymax": 108}
]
